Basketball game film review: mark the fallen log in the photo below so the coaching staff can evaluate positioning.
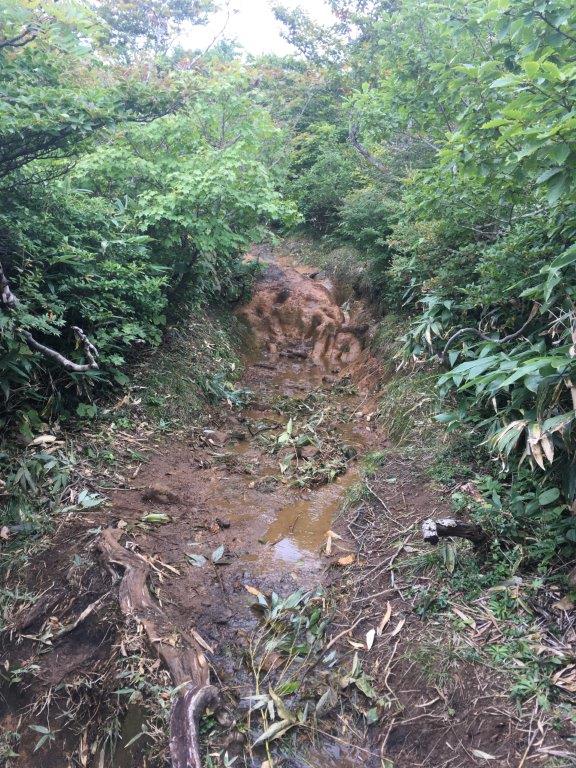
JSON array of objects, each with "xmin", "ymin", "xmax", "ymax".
[
  {"xmin": 422, "ymin": 517, "xmax": 488, "ymax": 548},
  {"xmin": 97, "ymin": 527, "xmax": 218, "ymax": 768}
]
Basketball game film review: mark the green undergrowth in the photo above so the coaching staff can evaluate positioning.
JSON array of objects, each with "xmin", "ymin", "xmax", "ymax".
[
  {"xmin": 131, "ymin": 306, "xmax": 251, "ymax": 429},
  {"xmin": 352, "ymin": 313, "xmax": 576, "ymax": 721}
]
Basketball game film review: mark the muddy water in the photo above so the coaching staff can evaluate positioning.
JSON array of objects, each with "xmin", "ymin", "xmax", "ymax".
[{"xmin": 227, "ymin": 259, "xmax": 378, "ymax": 572}]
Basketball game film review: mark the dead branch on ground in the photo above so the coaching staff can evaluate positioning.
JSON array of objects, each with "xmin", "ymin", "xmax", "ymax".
[
  {"xmin": 97, "ymin": 527, "xmax": 218, "ymax": 768},
  {"xmin": 422, "ymin": 517, "xmax": 488, "ymax": 548}
]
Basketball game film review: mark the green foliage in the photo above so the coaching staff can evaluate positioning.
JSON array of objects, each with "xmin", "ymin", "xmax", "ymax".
[
  {"xmin": 0, "ymin": 4, "xmax": 295, "ymax": 429},
  {"xmin": 271, "ymin": 0, "xmax": 576, "ymax": 569}
]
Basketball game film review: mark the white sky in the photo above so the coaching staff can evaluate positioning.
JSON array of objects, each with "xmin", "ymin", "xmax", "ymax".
[{"xmin": 180, "ymin": 0, "xmax": 335, "ymax": 56}]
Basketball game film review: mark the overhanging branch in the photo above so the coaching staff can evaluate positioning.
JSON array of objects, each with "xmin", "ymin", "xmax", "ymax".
[
  {"xmin": 0, "ymin": 260, "xmax": 99, "ymax": 372},
  {"xmin": 442, "ymin": 304, "xmax": 539, "ymax": 360},
  {"xmin": 348, "ymin": 124, "xmax": 389, "ymax": 175}
]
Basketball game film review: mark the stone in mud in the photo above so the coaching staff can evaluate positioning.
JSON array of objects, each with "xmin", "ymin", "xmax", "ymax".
[{"xmin": 299, "ymin": 445, "xmax": 319, "ymax": 460}]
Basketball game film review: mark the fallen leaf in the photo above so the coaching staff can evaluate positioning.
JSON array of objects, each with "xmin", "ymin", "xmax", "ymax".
[
  {"xmin": 244, "ymin": 585, "xmax": 265, "ymax": 598},
  {"xmin": 552, "ymin": 665, "xmax": 576, "ymax": 693},
  {"xmin": 471, "ymin": 749, "xmax": 496, "ymax": 760},
  {"xmin": 30, "ymin": 434, "xmax": 57, "ymax": 446},
  {"xmin": 253, "ymin": 718, "xmax": 294, "ymax": 747},
  {"xmin": 211, "ymin": 544, "xmax": 225, "ymax": 563},
  {"xmin": 553, "ymin": 596, "xmax": 574, "ymax": 612},
  {"xmin": 187, "ymin": 554, "xmax": 207, "ymax": 567},
  {"xmin": 389, "ymin": 617, "xmax": 405, "ymax": 637},
  {"xmin": 337, "ymin": 554, "xmax": 355, "ymax": 566},
  {"xmin": 0, "ymin": 526, "xmax": 10, "ymax": 541},
  {"xmin": 190, "ymin": 628, "xmax": 214, "ymax": 654},
  {"xmin": 316, "ymin": 687, "xmax": 338, "ymax": 717},
  {"xmin": 377, "ymin": 602, "xmax": 392, "ymax": 636},
  {"xmin": 366, "ymin": 628, "xmax": 376, "ymax": 650},
  {"xmin": 141, "ymin": 512, "xmax": 170, "ymax": 524}
]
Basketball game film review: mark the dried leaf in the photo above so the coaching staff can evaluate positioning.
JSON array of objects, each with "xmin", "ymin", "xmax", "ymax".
[
  {"xmin": 552, "ymin": 665, "xmax": 576, "ymax": 693},
  {"xmin": 244, "ymin": 585, "xmax": 264, "ymax": 598},
  {"xmin": 553, "ymin": 596, "xmax": 574, "ymax": 612},
  {"xmin": 366, "ymin": 628, "xmax": 376, "ymax": 650},
  {"xmin": 269, "ymin": 687, "xmax": 295, "ymax": 723},
  {"xmin": 377, "ymin": 602, "xmax": 392, "ymax": 636},
  {"xmin": 389, "ymin": 617, "xmax": 405, "ymax": 637},
  {"xmin": 141, "ymin": 512, "xmax": 170, "ymax": 524},
  {"xmin": 190, "ymin": 628, "xmax": 214, "ymax": 653},
  {"xmin": 253, "ymin": 719, "xmax": 294, "ymax": 747},
  {"xmin": 471, "ymin": 749, "xmax": 496, "ymax": 760},
  {"xmin": 316, "ymin": 687, "xmax": 338, "ymax": 717},
  {"xmin": 337, "ymin": 554, "xmax": 355, "ymax": 566},
  {"xmin": 187, "ymin": 554, "xmax": 207, "ymax": 567},
  {"xmin": 452, "ymin": 607, "xmax": 476, "ymax": 629},
  {"xmin": 30, "ymin": 434, "xmax": 57, "ymax": 446},
  {"xmin": 211, "ymin": 544, "xmax": 225, "ymax": 563},
  {"xmin": 354, "ymin": 674, "xmax": 377, "ymax": 700}
]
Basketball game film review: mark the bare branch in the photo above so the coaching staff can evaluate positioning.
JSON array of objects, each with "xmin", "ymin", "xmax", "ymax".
[
  {"xmin": 442, "ymin": 304, "xmax": 539, "ymax": 359},
  {"xmin": 0, "ymin": 259, "xmax": 99, "ymax": 372},
  {"xmin": 348, "ymin": 124, "xmax": 389, "ymax": 175},
  {"xmin": 22, "ymin": 330, "xmax": 99, "ymax": 372},
  {"xmin": 0, "ymin": 262, "xmax": 18, "ymax": 309},
  {"xmin": 0, "ymin": 26, "xmax": 37, "ymax": 50}
]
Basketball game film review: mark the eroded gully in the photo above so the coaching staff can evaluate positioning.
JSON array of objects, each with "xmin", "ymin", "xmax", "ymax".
[{"xmin": 111, "ymin": 248, "xmax": 385, "ymax": 765}]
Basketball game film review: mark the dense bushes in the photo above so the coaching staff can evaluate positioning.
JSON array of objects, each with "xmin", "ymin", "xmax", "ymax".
[
  {"xmin": 269, "ymin": 0, "xmax": 576, "ymax": 568},
  {"xmin": 0, "ymin": 2, "xmax": 293, "ymax": 432}
]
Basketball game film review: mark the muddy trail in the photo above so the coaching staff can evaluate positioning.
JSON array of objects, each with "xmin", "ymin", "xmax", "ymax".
[
  {"xmin": 3, "ymin": 249, "xmax": 573, "ymax": 768},
  {"xmin": 1, "ymin": 250, "xmax": 386, "ymax": 767},
  {"xmin": 98, "ymin": 254, "xmax": 386, "ymax": 766}
]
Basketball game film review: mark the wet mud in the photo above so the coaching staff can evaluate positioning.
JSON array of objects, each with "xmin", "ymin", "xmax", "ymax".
[{"xmin": 99, "ymin": 252, "xmax": 385, "ymax": 765}]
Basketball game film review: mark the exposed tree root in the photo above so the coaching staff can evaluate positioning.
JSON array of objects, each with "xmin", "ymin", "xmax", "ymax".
[{"xmin": 97, "ymin": 527, "xmax": 218, "ymax": 768}]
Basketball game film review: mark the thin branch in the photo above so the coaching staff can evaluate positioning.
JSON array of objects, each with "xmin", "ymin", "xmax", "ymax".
[
  {"xmin": 0, "ymin": 259, "xmax": 99, "ymax": 372},
  {"xmin": 536, "ymin": 12, "xmax": 576, "ymax": 46},
  {"xmin": 442, "ymin": 304, "xmax": 539, "ymax": 358},
  {"xmin": 348, "ymin": 124, "xmax": 389, "ymax": 175}
]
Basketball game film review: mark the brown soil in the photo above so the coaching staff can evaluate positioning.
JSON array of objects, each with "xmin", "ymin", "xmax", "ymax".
[{"xmin": 1, "ymin": 247, "xmax": 573, "ymax": 767}]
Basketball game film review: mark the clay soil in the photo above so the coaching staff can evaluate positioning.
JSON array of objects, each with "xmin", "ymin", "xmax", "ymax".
[{"xmin": 1, "ymin": 248, "xmax": 573, "ymax": 768}]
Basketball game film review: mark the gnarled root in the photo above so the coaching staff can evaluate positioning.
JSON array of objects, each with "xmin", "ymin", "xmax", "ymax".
[
  {"xmin": 97, "ymin": 527, "xmax": 218, "ymax": 768},
  {"xmin": 170, "ymin": 685, "xmax": 220, "ymax": 768}
]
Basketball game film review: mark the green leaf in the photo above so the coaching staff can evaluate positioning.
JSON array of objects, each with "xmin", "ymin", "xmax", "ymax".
[
  {"xmin": 538, "ymin": 488, "xmax": 560, "ymax": 506},
  {"xmin": 211, "ymin": 544, "xmax": 225, "ymax": 563}
]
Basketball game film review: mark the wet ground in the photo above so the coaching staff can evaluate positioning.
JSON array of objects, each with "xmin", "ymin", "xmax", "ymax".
[
  {"xmin": 102, "ymin": 252, "xmax": 386, "ymax": 765},
  {"xmin": 3, "ymin": 246, "xmax": 574, "ymax": 768}
]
